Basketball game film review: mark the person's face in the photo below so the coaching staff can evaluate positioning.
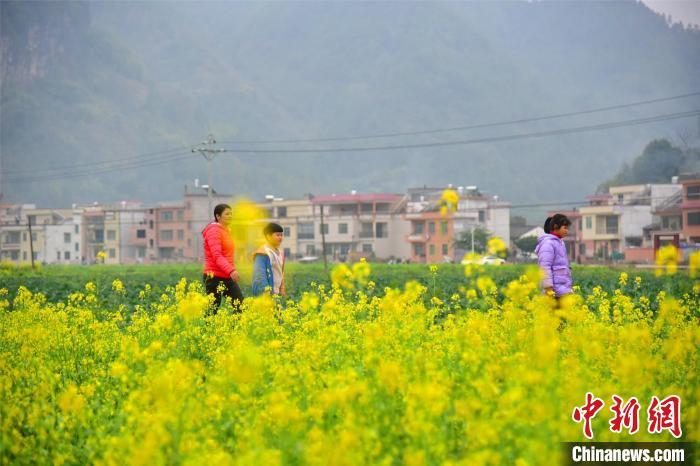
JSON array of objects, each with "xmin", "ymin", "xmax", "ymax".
[
  {"xmin": 218, "ymin": 208, "xmax": 233, "ymax": 225},
  {"xmin": 554, "ymin": 224, "xmax": 569, "ymax": 238},
  {"xmin": 267, "ymin": 232, "xmax": 283, "ymax": 247}
]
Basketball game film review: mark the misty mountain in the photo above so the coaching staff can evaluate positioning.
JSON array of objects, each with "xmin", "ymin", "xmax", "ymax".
[{"xmin": 2, "ymin": 1, "xmax": 699, "ymax": 213}]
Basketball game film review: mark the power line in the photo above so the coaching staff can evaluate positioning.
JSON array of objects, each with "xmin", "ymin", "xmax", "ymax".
[
  {"xmin": 216, "ymin": 110, "xmax": 700, "ymax": 154},
  {"xmin": 5, "ymin": 152, "xmax": 195, "ymax": 183},
  {"xmin": 2, "ymin": 145, "xmax": 192, "ymax": 176},
  {"xmin": 218, "ymin": 91, "xmax": 700, "ymax": 144},
  {"xmin": 4, "ymin": 109, "xmax": 698, "ymax": 183},
  {"xmin": 5, "ymin": 92, "xmax": 700, "ymax": 176}
]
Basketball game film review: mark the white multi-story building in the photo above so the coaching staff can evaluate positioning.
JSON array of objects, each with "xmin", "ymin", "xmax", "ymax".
[
  {"xmin": 579, "ymin": 183, "xmax": 682, "ymax": 261},
  {"xmin": 43, "ymin": 209, "xmax": 82, "ymax": 264},
  {"xmin": 260, "ymin": 193, "xmax": 412, "ymax": 262}
]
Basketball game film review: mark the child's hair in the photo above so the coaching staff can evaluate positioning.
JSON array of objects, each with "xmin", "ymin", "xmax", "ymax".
[
  {"xmin": 544, "ymin": 213, "xmax": 571, "ymax": 233},
  {"xmin": 264, "ymin": 222, "xmax": 284, "ymax": 236},
  {"xmin": 214, "ymin": 203, "xmax": 231, "ymax": 222}
]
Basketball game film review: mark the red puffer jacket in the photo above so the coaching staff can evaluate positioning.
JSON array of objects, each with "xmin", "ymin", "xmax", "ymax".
[{"xmin": 202, "ymin": 222, "xmax": 235, "ymax": 278}]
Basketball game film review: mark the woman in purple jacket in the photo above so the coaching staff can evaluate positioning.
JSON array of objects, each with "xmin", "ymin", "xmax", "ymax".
[{"xmin": 535, "ymin": 213, "xmax": 573, "ymax": 297}]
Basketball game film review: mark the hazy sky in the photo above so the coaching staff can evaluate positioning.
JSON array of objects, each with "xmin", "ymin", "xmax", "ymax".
[{"xmin": 642, "ymin": 0, "xmax": 700, "ymax": 26}]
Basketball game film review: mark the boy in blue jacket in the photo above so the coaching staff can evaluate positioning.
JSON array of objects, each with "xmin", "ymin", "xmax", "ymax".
[{"xmin": 252, "ymin": 223, "xmax": 286, "ymax": 297}]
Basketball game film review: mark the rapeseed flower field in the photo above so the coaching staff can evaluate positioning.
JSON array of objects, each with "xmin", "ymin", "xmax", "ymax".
[{"xmin": 0, "ymin": 250, "xmax": 698, "ymax": 465}]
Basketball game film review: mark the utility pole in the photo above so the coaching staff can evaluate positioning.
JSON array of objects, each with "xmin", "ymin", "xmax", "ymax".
[
  {"xmin": 320, "ymin": 203, "xmax": 328, "ymax": 273},
  {"xmin": 27, "ymin": 217, "xmax": 35, "ymax": 269},
  {"xmin": 192, "ymin": 134, "xmax": 226, "ymax": 218},
  {"xmin": 471, "ymin": 224, "xmax": 475, "ymax": 255}
]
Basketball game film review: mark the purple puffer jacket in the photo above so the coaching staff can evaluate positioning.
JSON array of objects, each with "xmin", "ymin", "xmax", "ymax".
[{"xmin": 535, "ymin": 233, "xmax": 572, "ymax": 297}]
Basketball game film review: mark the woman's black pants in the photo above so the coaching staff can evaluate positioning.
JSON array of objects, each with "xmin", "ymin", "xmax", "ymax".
[{"xmin": 203, "ymin": 275, "xmax": 243, "ymax": 313}]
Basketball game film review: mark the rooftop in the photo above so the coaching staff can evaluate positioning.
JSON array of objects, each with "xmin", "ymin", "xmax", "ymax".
[{"xmin": 311, "ymin": 193, "xmax": 403, "ymax": 204}]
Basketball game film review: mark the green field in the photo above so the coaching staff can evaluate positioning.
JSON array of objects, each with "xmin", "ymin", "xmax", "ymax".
[{"xmin": 1, "ymin": 262, "xmax": 693, "ymax": 312}]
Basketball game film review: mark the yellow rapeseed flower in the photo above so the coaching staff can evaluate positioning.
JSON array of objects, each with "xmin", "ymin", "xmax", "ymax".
[
  {"xmin": 111, "ymin": 279, "xmax": 125, "ymax": 293},
  {"xmin": 655, "ymin": 244, "xmax": 680, "ymax": 276},
  {"xmin": 57, "ymin": 384, "xmax": 85, "ymax": 416},
  {"xmin": 487, "ymin": 237, "xmax": 507, "ymax": 258}
]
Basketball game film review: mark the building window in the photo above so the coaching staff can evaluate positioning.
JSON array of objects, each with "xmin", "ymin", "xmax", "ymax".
[
  {"xmin": 376, "ymin": 203, "xmax": 390, "ymax": 213},
  {"xmin": 440, "ymin": 221, "xmax": 448, "ymax": 235},
  {"xmin": 22, "ymin": 251, "xmax": 27, "ymax": 261},
  {"xmin": 149, "ymin": 220, "xmax": 154, "ymax": 229},
  {"xmin": 478, "ymin": 210, "xmax": 486, "ymax": 223},
  {"xmin": 661, "ymin": 216, "xmax": 682, "ymax": 230},
  {"xmin": 320, "ymin": 223, "xmax": 329, "ymax": 235},
  {"xmin": 376, "ymin": 222, "xmax": 388, "ymax": 238},
  {"xmin": 149, "ymin": 239, "xmax": 154, "ymax": 247},
  {"xmin": 306, "ymin": 244, "xmax": 316, "ymax": 256},
  {"xmin": 22, "ymin": 232, "xmax": 27, "ymax": 242},
  {"xmin": 75, "ymin": 242, "xmax": 79, "ymax": 252},
  {"xmin": 338, "ymin": 223, "xmax": 348, "ymax": 234},
  {"xmin": 414, "ymin": 244, "xmax": 425, "ymax": 257},
  {"xmin": 64, "ymin": 251, "xmax": 70, "ymax": 260},
  {"xmin": 361, "ymin": 203, "xmax": 373, "ymax": 214},
  {"xmin": 188, "ymin": 239, "xmax": 192, "ymax": 247},
  {"xmin": 596, "ymin": 215, "xmax": 618, "ymax": 234},
  {"xmin": 108, "ymin": 248, "xmax": 116, "ymax": 258},
  {"xmin": 177, "ymin": 210, "xmax": 184, "ymax": 221},
  {"xmin": 413, "ymin": 222, "xmax": 424, "ymax": 235},
  {"xmin": 360, "ymin": 222, "xmax": 373, "ymax": 238},
  {"xmin": 137, "ymin": 229, "xmax": 146, "ymax": 238},
  {"xmin": 299, "ymin": 223, "xmax": 314, "ymax": 239},
  {"xmin": 442, "ymin": 244, "xmax": 448, "ymax": 255},
  {"xmin": 579, "ymin": 243, "xmax": 586, "ymax": 255},
  {"xmin": 161, "ymin": 211, "xmax": 173, "ymax": 221},
  {"xmin": 362, "ymin": 244, "xmax": 373, "ymax": 253},
  {"xmin": 284, "ymin": 248, "xmax": 291, "ymax": 258},
  {"xmin": 64, "ymin": 233, "xmax": 71, "ymax": 243},
  {"xmin": 177, "ymin": 230, "xmax": 184, "ymax": 240},
  {"xmin": 284, "ymin": 227, "xmax": 291, "ymax": 237},
  {"xmin": 429, "ymin": 244, "xmax": 436, "ymax": 256},
  {"xmin": 428, "ymin": 222, "xmax": 435, "ymax": 234},
  {"xmin": 687, "ymin": 185, "xmax": 700, "ymax": 200},
  {"xmin": 688, "ymin": 211, "xmax": 700, "ymax": 226},
  {"xmin": 31, "ymin": 233, "xmax": 37, "ymax": 242},
  {"xmin": 177, "ymin": 248, "xmax": 183, "ymax": 257},
  {"xmin": 277, "ymin": 206, "xmax": 287, "ymax": 218},
  {"xmin": 160, "ymin": 230, "xmax": 173, "ymax": 241},
  {"xmin": 585, "ymin": 216, "xmax": 592, "ymax": 229},
  {"xmin": 107, "ymin": 230, "xmax": 116, "ymax": 241},
  {"xmin": 94, "ymin": 230, "xmax": 104, "ymax": 243},
  {"xmin": 57, "ymin": 251, "xmax": 61, "ymax": 261},
  {"xmin": 74, "ymin": 225, "xmax": 79, "ymax": 234},
  {"xmin": 605, "ymin": 216, "xmax": 618, "ymax": 234}
]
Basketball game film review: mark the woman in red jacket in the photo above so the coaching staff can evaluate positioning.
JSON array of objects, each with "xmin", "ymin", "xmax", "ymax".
[{"xmin": 202, "ymin": 203, "xmax": 243, "ymax": 312}]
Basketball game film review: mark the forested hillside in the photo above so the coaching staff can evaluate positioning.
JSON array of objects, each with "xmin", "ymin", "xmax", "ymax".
[{"xmin": 2, "ymin": 1, "xmax": 699, "ymax": 209}]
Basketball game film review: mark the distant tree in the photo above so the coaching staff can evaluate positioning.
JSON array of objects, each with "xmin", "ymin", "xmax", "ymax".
[
  {"xmin": 515, "ymin": 235, "xmax": 538, "ymax": 253},
  {"xmin": 599, "ymin": 139, "xmax": 686, "ymax": 191},
  {"xmin": 511, "ymin": 215, "xmax": 528, "ymax": 227},
  {"xmin": 454, "ymin": 226, "xmax": 491, "ymax": 253}
]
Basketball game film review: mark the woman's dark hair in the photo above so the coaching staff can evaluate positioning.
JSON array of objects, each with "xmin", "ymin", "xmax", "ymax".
[
  {"xmin": 544, "ymin": 213, "xmax": 571, "ymax": 233},
  {"xmin": 264, "ymin": 222, "xmax": 284, "ymax": 236},
  {"xmin": 214, "ymin": 203, "xmax": 231, "ymax": 222}
]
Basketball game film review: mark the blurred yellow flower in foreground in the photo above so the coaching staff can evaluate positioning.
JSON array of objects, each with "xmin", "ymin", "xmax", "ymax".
[
  {"xmin": 655, "ymin": 245, "xmax": 680, "ymax": 276},
  {"xmin": 439, "ymin": 189, "xmax": 459, "ymax": 215}
]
